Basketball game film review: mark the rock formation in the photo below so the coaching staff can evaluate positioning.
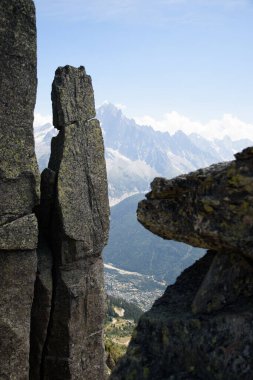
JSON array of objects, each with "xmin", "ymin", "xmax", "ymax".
[
  {"xmin": 31, "ymin": 66, "xmax": 110, "ymax": 380},
  {"xmin": 111, "ymin": 148, "xmax": 253, "ymax": 379},
  {"xmin": 0, "ymin": 1, "xmax": 109, "ymax": 378},
  {"xmin": 0, "ymin": 0, "xmax": 39, "ymax": 378}
]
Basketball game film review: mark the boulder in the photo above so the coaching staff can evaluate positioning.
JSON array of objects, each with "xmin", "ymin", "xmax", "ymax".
[{"xmin": 137, "ymin": 152, "xmax": 253, "ymax": 259}]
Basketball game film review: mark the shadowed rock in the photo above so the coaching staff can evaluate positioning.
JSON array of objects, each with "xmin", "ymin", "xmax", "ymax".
[
  {"xmin": 191, "ymin": 250, "xmax": 253, "ymax": 314},
  {"xmin": 39, "ymin": 66, "xmax": 110, "ymax": 379},
  {"xmin": 111, "ymin": 147, "xmax": 253, "ymax": 379},
  {"xmin": 29, "ymin": 233, "xmax": 53, "ymax": 380},
  {"xmin": 29, "ymin": 168, "xmax": 55, "ymax": 380},
  {"xmin": 0, "ymin": 0, "xmax": 39, "ymax": 378},
  {"xmin": 110, "ymin": 252, "xmax": 253, "ymax": 380}
]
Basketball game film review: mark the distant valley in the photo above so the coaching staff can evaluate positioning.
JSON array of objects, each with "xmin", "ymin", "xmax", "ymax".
[{"xmin": 103, "ymin": 194, "xmax": 204, "ymax": 310}]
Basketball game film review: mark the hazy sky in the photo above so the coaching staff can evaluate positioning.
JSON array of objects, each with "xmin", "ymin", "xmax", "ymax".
[{"xmin": 34, "ymin": 0, "xmax": 253, "ymax": 140}]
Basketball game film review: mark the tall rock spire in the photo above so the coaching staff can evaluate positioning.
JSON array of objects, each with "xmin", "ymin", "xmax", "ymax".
[
  {"xmin": 40, "ymin": 65, "xmax": 110, "ymax": 379},
  {"xmin": 0, "ymin": 0, "xmax": 39, "ymax": 378}
]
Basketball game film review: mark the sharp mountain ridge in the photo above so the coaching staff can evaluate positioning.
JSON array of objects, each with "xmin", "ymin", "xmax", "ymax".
[{"xmin": 35, "ymin": 102, "xmax": 253, "ymax": 205}]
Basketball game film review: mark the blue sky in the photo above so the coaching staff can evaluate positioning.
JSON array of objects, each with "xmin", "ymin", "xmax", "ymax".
[{"xmin": 34, "ymin": 0, "xmax": 253, "ymax": 140}]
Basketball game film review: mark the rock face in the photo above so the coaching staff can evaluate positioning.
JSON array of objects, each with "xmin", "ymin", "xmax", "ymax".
[
  {"xmin": 111, "ymin": 148, "xmax": 253, "ymax": 379},
  {"xmin": 0, "ymin": 2, "xmax": 109, "ymax": 378},
  {"xmin": 35, "ymin": 66, "xmax": 110, "ymax": 379},
  {"xmin": 0, "ymin": 0, "xmax": 39, "ymax": 378},
  {"xmin": 138, "ymin": 151, "xmax": 253, "ymax": 257}
]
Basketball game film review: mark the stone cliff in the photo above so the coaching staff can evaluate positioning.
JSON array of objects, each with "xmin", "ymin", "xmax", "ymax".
[
  {"xmin": 0, "ymin": 1, "xmax": 109, "ymax": 379},
  {"xmin": 111, "ymin": 148, "xmax": 253, "ymax": 380},
  {"xmin": 0, "ymin": 0, "xmax": 40, "ymax": 378}
]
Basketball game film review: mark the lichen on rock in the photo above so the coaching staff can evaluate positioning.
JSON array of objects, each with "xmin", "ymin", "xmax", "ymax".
[{"xmin": 0, "ymin": 1, "xmax": 39, "ymax": 378}]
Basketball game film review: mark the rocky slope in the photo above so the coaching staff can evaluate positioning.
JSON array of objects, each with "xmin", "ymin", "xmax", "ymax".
[
  {"xmin": 111, "ymin": 147, "xmax": 253, "ymax": 379},
  {"xmin": 0, "ymin": 1, "xmax": 40, "ymax": 378},
  {"xmin": 105, "ymin": 296, "xmax": 143, "ymax": 375}
]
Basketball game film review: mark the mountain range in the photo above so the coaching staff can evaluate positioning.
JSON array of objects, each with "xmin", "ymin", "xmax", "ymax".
[{"xmin": 35, "ymin": 102, "xmax": 253, "ymax": 205}]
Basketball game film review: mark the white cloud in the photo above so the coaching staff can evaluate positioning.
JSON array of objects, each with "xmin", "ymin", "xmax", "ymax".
[
  {"xmin": 34, "ymin": 108, "xmax": 253, "ymax": 142},
  {"xmin": 34, "ymin": 112, "xmax": 52, "ymax": 128},
  {"xmin": 134, "ymin": 112, "xmax": 253, "ymax": 141},
  {"xmin": 115, "ymin": 103, "xmax": 127, "ymax": 111}
]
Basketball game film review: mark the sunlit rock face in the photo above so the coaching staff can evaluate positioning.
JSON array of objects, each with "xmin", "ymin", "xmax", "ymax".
[
  {"xmin": 111, "ymin": 147, "xmax": 253, "ymax": 380},
  {"xmin": 138, "ymin": 148, "xmax": 253, "ymax": 257},
  {"xmin": 0, "ymin": 0, "xmax": 39, "ymax": 378}
]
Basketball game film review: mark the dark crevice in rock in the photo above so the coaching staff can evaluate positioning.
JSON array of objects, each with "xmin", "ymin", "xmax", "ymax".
[
  {"xmin": 29, "ymin": 233, "xmax": 53, "ymax": 380},
  {"xmin": 29, "ymin": 168, "xmax": 56, "ymax": 380}
]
